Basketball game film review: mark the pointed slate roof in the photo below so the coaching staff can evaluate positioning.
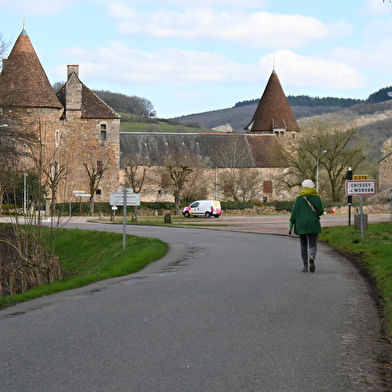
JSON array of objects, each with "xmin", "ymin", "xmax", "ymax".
[
  {"xmin": 245, "ymin": 70, "xmax": 299, "ymax": 133},
  {"xmin": 0, "ymin": 29, "xmax": 63, "ymax": 109},
  {"xmin": 56, "ymin": 72, "xmax": 120, "ymax": 119}
]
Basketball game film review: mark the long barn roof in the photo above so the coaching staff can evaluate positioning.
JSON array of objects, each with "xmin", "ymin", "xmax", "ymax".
[{"xmin": 120, "ymin": 133, "xmax": 286, "ymax": 168}]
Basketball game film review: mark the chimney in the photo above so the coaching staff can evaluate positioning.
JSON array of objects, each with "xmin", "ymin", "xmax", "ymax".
[{"xmin": 67, "ymin": 65, "xmax": 79, "ymax": 80}]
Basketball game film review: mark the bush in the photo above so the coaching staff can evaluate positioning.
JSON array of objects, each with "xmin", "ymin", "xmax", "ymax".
[
  {"xmin": 221, "ymin": 201, "xmax": 253, "ymax": 210},
  {"xmin": 274, "ymin": 201, "xmax": 294, "ymax": 212}
]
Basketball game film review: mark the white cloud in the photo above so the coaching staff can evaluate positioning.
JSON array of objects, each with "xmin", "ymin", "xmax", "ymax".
[
  {"xmin": 110, "ymin": 5, "xmax": 343, "ymax": 48},
  {"xmin": 53, "ymin": 41, "xmax": 365, "ymax": 93},
  {"xmin": 259, "ymin": 50, "xmax": 365, "ymax": 91},
  {"xmin": 96, "ymin": 0, "xmax": 268, "ymax": 9},
  {"xmin": 0, "ymin": 0, "xmax": 74, "ymax": 15},
  {"xmin": 55, "ymin": 42, "xmax": 261, "ymax": 85}
]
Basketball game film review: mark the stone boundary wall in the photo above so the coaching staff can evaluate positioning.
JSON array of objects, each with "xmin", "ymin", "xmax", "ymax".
[{"xmin": 134, "ymin": 204, "xmax": 391, "ymax": 216}]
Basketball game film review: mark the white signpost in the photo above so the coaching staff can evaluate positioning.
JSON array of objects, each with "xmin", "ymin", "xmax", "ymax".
[
  {"xmin": 345, "ymin": 179, "xmax": 377, "ymax": 238},
  {"xmin": 345, "ymin": 180, "xmax": 376, "ymax": 196},
  {"xmin": 110, "ymin": 188, "xmax": 140, "ymax": 249}
]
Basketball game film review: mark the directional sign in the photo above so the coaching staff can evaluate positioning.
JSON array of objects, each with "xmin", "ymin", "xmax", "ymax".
[
  {"xmin": 110, "ymin": 192, "xmax": 140, "ymax": 206},
  {"xmin": 345, "ymin": 180, "xmax": 377, "ymax": 196}
]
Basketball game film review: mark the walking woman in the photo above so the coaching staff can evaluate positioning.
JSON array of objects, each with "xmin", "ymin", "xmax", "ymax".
[{"xmin": 289, "ymin": 179, "xmax": 324, "ymax": 272}]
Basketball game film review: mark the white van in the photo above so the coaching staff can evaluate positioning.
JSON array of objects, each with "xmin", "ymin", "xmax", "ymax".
[{"xmin": 182, "ymin": 200, "xmax": 221, "ymax": 218}]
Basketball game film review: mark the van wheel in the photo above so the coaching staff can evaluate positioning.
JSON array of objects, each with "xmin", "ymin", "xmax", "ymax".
[
  {"xmin": 184, "ymin": 211, "xmax": 190, "ymax": 218},
  {"xmin": 205, "ymin": 212, "xmax": 211, "ymax": 218},
  {"xmin": 214, "ymin": 215, "xmax": 220, "ymax": 218}
]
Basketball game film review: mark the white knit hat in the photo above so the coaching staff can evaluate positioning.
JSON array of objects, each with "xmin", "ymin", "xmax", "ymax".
[{"xmin": 302, "ymin": 179, "xmax": 315, "ymax": 188}]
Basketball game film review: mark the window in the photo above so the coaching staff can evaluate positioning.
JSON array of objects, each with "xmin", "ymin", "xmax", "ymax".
[
  {"xmin": 96, "ymin": 189, "xmax": 102, "ymax": 195},
  {"xmin": 100, "ymin": 123, "xmax": 107, "ymax": 139},
  {"xmin": 263, "ymin": 180, "xmax": 273, "ymax": 194},
  {"xmin": 161, "ymin": 174, "xmax": 169, "ymax": 187},
  {"xmin": 97, "ymin": 160, "xmax": 103, "ymax": 171}
]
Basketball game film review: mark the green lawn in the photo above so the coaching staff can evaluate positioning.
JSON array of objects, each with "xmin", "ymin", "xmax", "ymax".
[
  {"xmin": 0, "ymin": 228, "xmax": 168, "ymax": 308},
  {"xmin": 320, "ymin": 222, "xmax": 392, "ymax": 331}
]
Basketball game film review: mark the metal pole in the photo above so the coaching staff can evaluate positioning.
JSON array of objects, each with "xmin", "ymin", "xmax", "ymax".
[
  {"xmin": 23, "ymin": 144, "xmax": 27, "ymax": 215},
  {"xmin": 360, "ymin": 195, "xmax": 364, "ymax": 239},
  {"xmin": 316, "ymin": 150, "xmax": 327, "ymax": 192},
  {"xmin": 123, "ymin": 188, "xmax": 127, "ymax": 250},
  {"xmin": 347, "ymin": 167, "xmax": 353, "ymax": 226}
]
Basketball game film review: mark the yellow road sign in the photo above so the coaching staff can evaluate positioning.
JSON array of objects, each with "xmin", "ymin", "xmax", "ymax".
[{"xmin": 353, "ymin": 175, "xmax": 368, "ymax": 180}]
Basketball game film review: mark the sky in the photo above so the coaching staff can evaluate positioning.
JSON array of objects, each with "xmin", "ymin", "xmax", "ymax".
[{"xmin": 1, "ymin": 0, "xmax": 392, "ymax": 119}]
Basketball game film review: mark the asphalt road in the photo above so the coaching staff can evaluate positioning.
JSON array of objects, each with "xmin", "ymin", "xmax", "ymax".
[{"xmin": 0, "ymin": 215, "xmax": 389, "ymax": 391}]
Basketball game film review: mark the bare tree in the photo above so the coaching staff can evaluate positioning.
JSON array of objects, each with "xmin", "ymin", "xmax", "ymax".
[
  {"xmin": 123, "ymin": 153, "xmax": 148, "ymax": 193},
  {"xmin": 158, "ymin": 153, "xmax": 199, "ymax": 214},
  {"xmin": 215, "ymin": 135, "xmax": 264, "ymax": 202},
  {"xmin": 44, "ymin": 161, "xmax": 67, "ymax": 215},
  {"xmin": 83, "ymin": 161, "xmax": 106, "ymax": 215},
  {"xmin": 0, "ymin": 120, "xmax": 65, "ymax": 296},
  {"xmin": 0, "ymin": 32, "xmax": 10, "ymax": 71},
  {"xmin": 281, "ymin": 115, "xmax": 373, "ymax": 201}
]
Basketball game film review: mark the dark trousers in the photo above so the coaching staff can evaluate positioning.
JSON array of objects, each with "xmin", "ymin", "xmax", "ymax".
[{"xmin": 299, "ymin": 234, "xmax": 318, "ymax": 264}]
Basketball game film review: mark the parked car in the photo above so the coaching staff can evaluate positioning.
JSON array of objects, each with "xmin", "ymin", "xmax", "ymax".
[{"xmin": 182, "ymin": 200, "xmax": 221, "ymax": 218}]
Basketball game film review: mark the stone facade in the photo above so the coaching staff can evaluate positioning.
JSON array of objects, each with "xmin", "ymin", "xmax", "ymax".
[
  {"xmin": 378, "ymin": 153, "xmax": 392, "ymax": 193},
  {"xmin": 0, "ymin": 30, "xmax": 121, "ymax": 205}
]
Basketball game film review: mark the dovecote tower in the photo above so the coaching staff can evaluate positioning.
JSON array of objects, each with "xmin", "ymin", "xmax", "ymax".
[{"xmin": 245, "ymin": 69, "xmax": 300, "ymax": 138}]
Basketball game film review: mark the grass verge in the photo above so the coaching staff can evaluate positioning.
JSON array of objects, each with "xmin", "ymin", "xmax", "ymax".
[
  {"xmin": 320, "ymin": 222, "xmax": 392, "ymax": 332},
  {"xmin": 0, "ymin": 228, "xmax": 168, "ymax": 309}
]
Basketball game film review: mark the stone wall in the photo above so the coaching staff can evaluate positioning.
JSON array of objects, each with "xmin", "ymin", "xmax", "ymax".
[{"xmin": 379, "ymin": 154, "xmax": 392, "ymax": 192}]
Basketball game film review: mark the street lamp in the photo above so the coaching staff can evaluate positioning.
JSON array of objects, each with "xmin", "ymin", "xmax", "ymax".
[{"xmin": 316, "ymin": 150, "xmax": 327, "ymax": 192}]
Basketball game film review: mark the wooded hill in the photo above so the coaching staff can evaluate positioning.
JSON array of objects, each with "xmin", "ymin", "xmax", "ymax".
[{"xmin": 175, "ymin": 86, "xmax": 392, "ymax": 132}]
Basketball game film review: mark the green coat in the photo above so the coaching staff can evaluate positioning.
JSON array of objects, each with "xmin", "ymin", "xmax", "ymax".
[{"xmin": 289, "ymin": 188, "xmax": 324, "ymax": 235}]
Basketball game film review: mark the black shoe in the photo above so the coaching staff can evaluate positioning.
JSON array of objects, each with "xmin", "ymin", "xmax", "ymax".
[{"xmin": 309, "ymin": 254, "xmax": 315, "ymax": 273}]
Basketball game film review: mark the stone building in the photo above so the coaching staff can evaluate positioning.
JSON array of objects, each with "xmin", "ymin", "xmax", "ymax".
[
  {"xmin": 1, "ymin": 28, "xmax": 299, "ymax": 206},
  {"xmin": 378, "ymin": 153, "xmax": 392, "ymax": 194},
  {"xmin": 0, "ymin": 29, "xmax": 121, "ymax": 206}
]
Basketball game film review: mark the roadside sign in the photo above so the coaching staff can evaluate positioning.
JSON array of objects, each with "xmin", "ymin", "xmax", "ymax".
[
  {"xmin": 353, "ymin": 175, "xmax": 369, "ymax": 180},
  {"xmin": 345, "ymin": 180, "xmax": 377, "ymax": 196},
  {"xmin": 117, "ymin": 188, "xmax": 133, "ymax": 193},
  {"xmin": 72, "ymin": 190, "xmax": 85, "ymax": 194},
  {"xmin": 110, "ymin": 192, "xmax": 140, "ymax": 206}
]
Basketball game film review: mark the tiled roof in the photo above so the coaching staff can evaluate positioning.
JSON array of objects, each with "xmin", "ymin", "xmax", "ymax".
[
  {"xmin": 120, "ymin": 133, "xmax": 285, "ymax": 168},
  {"xmin": 0, "ymin": 29, "xmax": 63, "ymax": 109},
  {"xmin": 245, "ymin": 134, "xmax": 286, "ymax": 167},
  {"xmin": 56, "ymin": 74, "xmax": 120, "ymax": 119},
  {"xmin": 245, "ymin": 70, "xmax": 299, "ymax": 133}
]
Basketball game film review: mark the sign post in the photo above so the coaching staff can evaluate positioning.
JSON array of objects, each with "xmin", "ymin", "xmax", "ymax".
[
  {"xmin": 347, "ymin": 168, "xmax": 353, "ymax": 226},
  {"xmin": 110, "ymin": 189, "xmax": 140, "ymax": 250},
  {"xmin": 345, "ymin": 179, "xmax": 377, "ymax": 238}
]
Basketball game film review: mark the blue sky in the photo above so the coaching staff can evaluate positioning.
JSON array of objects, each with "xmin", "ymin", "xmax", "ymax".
[{"xmin": 1, "ymin": 0, "xmax": 392, "ymax": 118}]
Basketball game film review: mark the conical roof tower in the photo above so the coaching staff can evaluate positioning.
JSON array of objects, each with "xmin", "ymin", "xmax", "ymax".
[
  {"xmin": 0, "ymin": 29, "xmax": 63, "ymax": 109},
  {"xmin": 245, "ymin": 69, "xmax": 299, "ymax": 136}
]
